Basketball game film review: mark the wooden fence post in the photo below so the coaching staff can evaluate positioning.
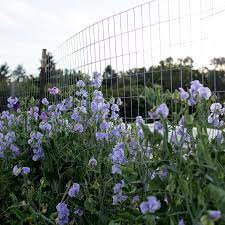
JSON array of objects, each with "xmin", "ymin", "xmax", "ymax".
[{"xmin": 39, "ymin": 49, "xmax": 47, "ymax": 112}]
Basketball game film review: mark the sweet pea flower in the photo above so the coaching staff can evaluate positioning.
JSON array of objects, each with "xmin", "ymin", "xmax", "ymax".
[
  {"xmin": 13, "ymin": 165, "xmax": 21, "ymax": 176},
  {"xmin": 209, "ymin": 210, "xmax": 221, "ymax": 220},
  {"xmin": 178, "ymin": 218, "xmax": 185, "ymax": 225},
  {"xmin": 198, "ymin": 87, "xmax": 211, "ymax": 100},
  {"xmin": 156, "ymin": 103, "xmax": 169, "ymax": 118},
  {"xmin": 56, "ymin": 202, "xmax": 70, "ymax": 225},
  {"xmin": 76, "ymin": 80, "xmax": 85, "ymax": 88},
  {"xmin": 88, "ymin": 157, "xmax": 97, "ymax": 167},
  {"xmin": 140, "ymin": 196, "xmax": 161, "ymax": 214},
  {"xmin": 68, "ymin": 183, "xmax": 80, "ymax": 198},
  {"xmin": 48, "ymin": 87, "xmax": 59, "ymax": 95},
  {"xmin": 179, "ymin": 88, "xmax": 189, "ymax": 100},
  {"xmin": 22, "ymin": 167, "xmax": 30, "ymax": 174}
]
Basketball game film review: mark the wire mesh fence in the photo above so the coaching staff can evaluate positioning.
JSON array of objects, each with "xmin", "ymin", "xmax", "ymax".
[{"xmin": 1, "ymin": 0, "xmax": 225, "ymax": 121}]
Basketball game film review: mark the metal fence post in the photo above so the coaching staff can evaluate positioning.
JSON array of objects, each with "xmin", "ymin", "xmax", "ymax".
[{"xmin": 39, "ymin": 49, "xmax": 47, "ymax": 112}]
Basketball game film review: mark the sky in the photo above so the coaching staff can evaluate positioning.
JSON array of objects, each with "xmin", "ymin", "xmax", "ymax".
[
  {"xmin": 0, "ymin": 0, "xmax": 148, "ymax": 75},
  {"xmin": 1, "ymin": 0, "xmax": 225, "ymax": 75}
]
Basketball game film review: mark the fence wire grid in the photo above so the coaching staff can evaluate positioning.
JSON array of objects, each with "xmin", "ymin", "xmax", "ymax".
[{"xmin": 1, "ymin": 0, "xmax": 225, "ymax": 121}]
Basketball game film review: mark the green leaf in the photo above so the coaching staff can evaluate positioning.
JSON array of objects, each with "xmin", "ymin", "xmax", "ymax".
[{"xmin": 84, "ymin": 196, "xmax": 97, "ymax": 214}]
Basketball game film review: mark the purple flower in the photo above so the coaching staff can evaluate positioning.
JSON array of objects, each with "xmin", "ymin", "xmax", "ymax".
[
  {"xmin": 178, "ymin": 218, "xmax": 185, "ymax": 225},
  {"xmin": 111, "ymin": 104, "xmax": 119, "ymax": 112},
  {"xmin": 154, "ymin": 121, "xmax": 163, "ymax": 132},
  {"xmin": 71, "ymin": 108, "xmax": 80, "ymax": 122},
  {"xmin": 68, "ymin": 183, "xmax": 80, "ymax": 198},
  {"xmin": 56, "ymin": 202, "xmax": 70, "ymax": 225},
  {"xmin": 140, "ymin": 196, "xmax": 161, "ymax": 214},
  {"xmin": 148, "ymin": 111, "xmax": 160, "ymax": 119},
  {"xmin": 22, "ymin": 167, "xmax": 30, "ymax": 174},
  {"xmin": 39, "ymin": 121, "xmax": 52, "ymax": 131},
  {"xmin": 209, "ymin": 210, "xmax": 221, "ymax": 220},
  {"xmin": 10, "ymin": 144, "xmax": 20, "ymax": 157},
  {"xmin": 161, "ymin": 166, "xmax": 168, "ymax": 177},
  {"xmin": 136, "ymin": 116, "xmax": 144, "ymax": 125},
  {"xmin": 210, "ymin": 103, "xmax": 222, "ymax": 114},
  {"xmin": 74, "ymin": 123, "xmax": 84, "ymax": 133},
  {"xmin": 132, "ymin": 195, "xmax": 140, "ymax": 202},
  {"xmin": 92, "ymin": 71, "xmax": 102, "ymax": 88},
  {"xmin": 190, "ymin": 80, "xmax": 203, "ymax": 91},
  {"xmin": 76, "ymin": 80, "xmax": 85, "ymax": 88},
  {"xmin": 13, "ymin": 165, "xmax": 21, "ymax": 176},
  {"xmin": 96, "ymin": 132, "xmax": 108, "ymax": 140},
  {"xmin": 48, "ymin": 87, "xmax": 59, "ymax": 95},
  {"xmin": 100, "ymin": 120, "xmax": 110, "ymax": 130},
  {"xmin": 112, "ymin": 164, "xmax": 122, "ymax": 175},
  {"xmin": 112, "ymin": 193, "xmax": 128, "ymax": 205},
  {"xmin": 7, "ymin": 97, "xmax": 19, "ymax": 110},
  {"xmin": 32, "ymin": 147, "xmax": 45, "ymax": 161},
  {"xmin": 198, "ymin": 87, "xmax": 211, "ymax": 100},
  {"xmin": 41, "ymin": 98, "xmax": 49, "ymax": 106},
  {"xmin": 156, "ymin": 103, "xmax": 169, "ymax": 118},
  {"xmin": 179, "ymin": 88, "xmax": 189, "ymax": 100},
  {"xmin": 88, "ymin": 157, "xmax": 97, "ymax": 167},
  {"xmin": 74, "ymin": 208, "xmax": 83, "ymax": 216},
  {"xmin": 188, "ymin": 96, "xmax": 196, "ymax": 106},
  {"xmin": 41, "ymin": 112, "xmax": 48, "ymax": 121},
  {"xmin": 113, "ymin": 180, "xmax": 124, "ymax": 194},
  {"xmin": 111, "ymin": 142, "xmax": 126, "ymax": 165}
]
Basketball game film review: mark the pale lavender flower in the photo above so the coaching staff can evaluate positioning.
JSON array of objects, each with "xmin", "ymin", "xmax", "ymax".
[
  {"xmin": 56, "ymin": 202, "xmax": 70, "ymax": 225},
  {"xmin": 209, "ymin": 210, "xmax": 221, "ymax": 220},
  {"xmin": 156, "ymin": 103, "xmax": 169, "ymax": 118},
  {"xmin": 111, "ymin": 142, "xmax": 126, "ymax": 165},
  {"xmin": 116, "ymin": 98, "xmax": 123, "ymax": 106},
  {"xmin": 76, "ymin": 80, "xmax": 85, "ymax": 88},
  {"xmin": 7, "ymin": 97, "xmax": 19, "ymax": 110},
  {"xmin": 74, "ymin": 208, "xmax": 83, "ymax": 216},
  {"xmin": 154, "ymin": 121, "xmax": 163, "ymax": 133},
  {"xmin": 111, "ymin": 104, "xmax": 119, "ymax": 112},
  {"xmin": 68, "ymin": 183, "xmax": 80, "ymax": 198},
  {"xmin": 179, "ymin": 88, "xmax": 189, "ymax": 100},
  {"xmin": 22, "ymin": 167, "xmax": 30, "ymax": 174},
  {"xmin": 112, "ymin": 193, "xmax": 127, "ymax": 205},
  {"xmin": 148, "ymin": 111, "xmax": 160, "ymax": 119},
  {"xmin": 140, "ymin": 196, "xmax": 161, "ymax": 214},
  {"xmin": 92, "ymin": 71, "xmax": 102, "ymax": 88},
  {"xmin": 13, "ymin": 165, "xmax": 21, "ymax": 176},
  {"xmin": 132, "ymin": 195, "xmax": 140, "ymax": 202},
  {"xmin": 112, "ymin": 164, "xmax": 122, "ymax": 175},
  {"xmin": 198, "ymin": 87, "xmax": 211, "ymax": 100},
  {"xmin": 74, "ymin": 123, "xmax": 84, "ymax": 133},
  {"xmin": 161, "ymin": 166, "xmax": 168, "ymax": 177},
  {"xmin": 48, "ymin": 87, "xmax": 59, "ymax": 95},
  {"xmin": 41, "ymin": 98, "xmax": 49, "ymax": 106},
  {"xmin": 10, "ymin": 144, "xmax": 20, "ymax": 157},
  {"xmin": 188, "ymin": 96, "xmax": 196, "ymax": 106},
  {"xmin": 190, "ymin": 80, "xmax": 203, "ymax": 91},
  {"xmin": 96, "ymin": 132, "xmax": 108, "ymax": 140},
  {"xmin": 71, "ymin": 108, "xmax": 81, "ymax": 122},
  {"xmin": 80, "ymin": 106, "xmax": 87, "ymax": 114},
  {"xmin": 100, "ymin": 120, "xmax": 110, "ymax": 130},
  {"xmin": 113, "ymin": 180, "xmax": 125, "ymax": 194},
  {"xmin": 178, "ymin": 218, "xmax": 185, "ymax": 225},
  {"xmin": 41, "ymin": 112, "xmax": 48, "ymax": 121},
  {"xmin": 210, "ymin": 103, "xmax": 222, "ymax": 114},
  {"xmin": 39, "ymin": 121, "xmax": 52, "ymax": 131},
  {"xmin": 88, "ymin": 157, "xmax": 97, "ymax": 167},
  {"xmin": 136, "ymin": 116, "xmax": 144, "ymax": 125},
  {"xmin": 32, "ymin": 147, "xmax": 45, "ymax": 161},
  {"xmin": 110, "ymin": 111, "xmax": 119, "ymax": 120}
]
